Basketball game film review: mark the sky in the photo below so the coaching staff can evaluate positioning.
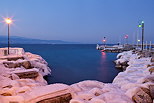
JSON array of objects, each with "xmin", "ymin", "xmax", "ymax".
[{"xmin": 0, "ymin": 0, "xmax": 154, "ymax": 44}]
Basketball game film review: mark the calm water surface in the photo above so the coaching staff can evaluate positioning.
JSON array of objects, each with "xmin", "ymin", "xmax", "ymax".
[{"xmin": 1, "ymin": 44, "xmax": 120, "ymax": 84}]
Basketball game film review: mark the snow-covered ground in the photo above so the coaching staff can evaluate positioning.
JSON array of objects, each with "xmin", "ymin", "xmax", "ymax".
[
  {"xmin": 0, "ymin": 50, "xmax": 51, "ymax": 103},
  {"xmin": 113, "ymin": 50, "xmax": 154, "ymax": 102},
  {"xmin": 0, "ymin": 48, "xmax": 153, "ymax": 103}
]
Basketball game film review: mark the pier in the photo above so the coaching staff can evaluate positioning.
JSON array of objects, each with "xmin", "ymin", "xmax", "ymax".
[{"xmin": 97, "ymin": 44, "xmax": 154, "ymax": 53}]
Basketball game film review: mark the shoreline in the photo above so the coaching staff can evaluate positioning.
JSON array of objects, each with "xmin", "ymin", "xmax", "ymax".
[{"xmin": 0, "ymin": 48, "xmax": 154, "ymax": 103}]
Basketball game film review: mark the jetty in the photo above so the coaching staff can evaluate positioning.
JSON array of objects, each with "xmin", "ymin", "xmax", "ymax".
[
  {"xmin": 96, "ymin": 44, "xmax": 135, "ymax": 53},
  {"xmin": 97, "ymin": 43, "xmax": 154, "ymax": 53}
]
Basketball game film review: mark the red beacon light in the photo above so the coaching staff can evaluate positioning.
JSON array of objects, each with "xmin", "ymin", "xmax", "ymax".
[
  {"xmin": 103, "ymin": 39, "xmax": 106, "ymax": 42},
  {"xmin": 124, "ymin": 35, "xmax": 128, "ymax": 39}
]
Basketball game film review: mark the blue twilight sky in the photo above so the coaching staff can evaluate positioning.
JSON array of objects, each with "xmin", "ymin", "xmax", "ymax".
[{"xmin": 0, "ymin": 0, "xmax": 154, "ymax": 44}]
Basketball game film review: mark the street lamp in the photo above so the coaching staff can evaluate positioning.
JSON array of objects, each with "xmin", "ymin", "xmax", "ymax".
[
  {"xmin": 124, "ymin": 35, "xmax": 128, "ymax": 44},
  {"xmin": 138, "ymin": 21, "xmax": 144, "ymax": 50},
  {"xmin": 5, "ymin": 18, "xmax": 12, "ymax": 55},
  {"xmin": 102, "ymin": 37, "xmax": 106, "ymax": 46}
]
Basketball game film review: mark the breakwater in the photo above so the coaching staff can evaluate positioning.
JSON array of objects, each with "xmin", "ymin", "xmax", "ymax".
[{"xmin": 113, "ymin": 50, "xmax": 154, "ymax": 103}]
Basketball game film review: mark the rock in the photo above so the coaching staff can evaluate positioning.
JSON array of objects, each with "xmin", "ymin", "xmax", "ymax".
[
  {"xmin": 3, "ymin": 62, "xmax": 21, "ymax": 68},
  {"xmin": 0, "ymin": 56, "xmax": 24, "ymax": 61},
  {"xmin": 115, "ymin": 64, "xmax": 122, "ymax": 69},
  {"xmin": 132, "ymin": 87, "xmax": 152, "ymax": 103},
  {"xmin": 10, "ymin": 74, "xmax": 20, "ymax": 80},
  {"xmin": 2, "ymin": 85, "xmax": 13, "ymax": 88},
  {"xmin": 15, "ymin": 71, "xmax": 39, "ymax": 79},
  {"xmin": 122, "ymin": 61, "xmax": 129, "ymax": 66},
  {"xmin": 144, "ymin": 52, "xmax": 153, "ymax": 58},
  {"xmin": 142, "ymin": 75, "xmax": 154, "ymax": 83},
  {"xmin": 1, "ymin": 93, "xmax": 12, "ymax": 96},
  {"xmin": 21, "ymin": 61, "xmax": 32, "ymax": 69},
  {"xmin": 149, "ymin": 67, "xmax": 154, "ymax": 74},
  {"xmin": 3, "ymin": 60, "xmax": 32, "ymax": 69},
  {"xmin": 37, "ymin": 93, "xmax": 72, "ymax": 103},
  {"xmin": 137, "ymin": 51, "xmax": 153, "ymax": 58},
  {"xmin": 151, "ymin": 57, "xmax": 154, "ymax": 62},
  {"xmin": 94, "ymin": 92, "xmax": 100, "ymax": 96},
  {"xmin": 115, "ymin": 61, "xmax": 129, "ymax": 70},
  {"xmin": 122, "ymin": 66, "xmax": 127, "ymax": 70},
  {"xmin": 149, "ymin": 85, "xmax": 154, "ymax": 99},
  {"xmin": 147, "ymin": 64, "xmax": 154, "ymax": 68},
  {"xmin": 7, "ymin": 56, "xmax": 24, "ymax": 61}
]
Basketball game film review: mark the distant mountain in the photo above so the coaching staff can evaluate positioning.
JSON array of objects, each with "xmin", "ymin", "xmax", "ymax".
[{"xmin": 0, "ymin": 35, "xmax": 78, "ymax": 44}]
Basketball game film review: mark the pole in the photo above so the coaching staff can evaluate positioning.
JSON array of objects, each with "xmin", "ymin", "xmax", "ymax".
[
  {"xmin": 103, "ymin": 37, "xmax": 106, "ymax": 46},
  {"xmin": 149, "ymin": 41, "xmax": 151, "ymax": 51},
  {"xmin": 137, "ymin": 29, "xmax": 138, "ymax": 48},
  {"xmin": 8, "ymin": 24, "xmax": 10, "ymax": 55},
  {"xmin": 141, "ymin": 21, "xmax": 144, "ymax": 50},
  {"xmin": 146, "ymin": 41, "xmax": 147, "ymax": 50}
]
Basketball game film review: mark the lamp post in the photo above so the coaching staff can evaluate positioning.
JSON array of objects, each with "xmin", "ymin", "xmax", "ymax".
[
  {"xmin": 138, "ymin": 21, "xmax": 144, "ymax": 50},
  {"xmin": 102, "ymin": 37, "xmax": 106, "ymax": 46},
  {"xmin": 5, "ymin": 18, "xmax": 12, "ymax": 55},
  {"xmin": 124, "ymin": 35, "xmax": 128, "ymax": 44}
]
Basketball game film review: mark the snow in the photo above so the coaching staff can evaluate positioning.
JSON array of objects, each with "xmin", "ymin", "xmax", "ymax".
[
  {"xmin": 0, "ymin": 48, "xmax": 153, "ymax": 103},
  {"xmin": 0, "ymin": 48, "xmax": 52, "ymax": 103},
  {"xmin": 22, "ymin": 83, "xmax": 69, "ymax": 103},
  {"xmin": 70, "ymin": 81, "xmax": 133, "ymax": 103},
  {"xmin": 113, "ymin": 50, "xmax": 154, "ymax": 100}
]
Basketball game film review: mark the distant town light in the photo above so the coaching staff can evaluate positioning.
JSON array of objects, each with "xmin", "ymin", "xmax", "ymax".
[{"xmin": 5, "ymin": 18, "xmax": 12, "ymax": 24}]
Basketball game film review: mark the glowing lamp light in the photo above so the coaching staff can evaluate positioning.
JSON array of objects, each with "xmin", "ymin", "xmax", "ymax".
[
  {"xmin": 137, "ymin": 39, "xmax": 140, "ymax": 42},
  {"xmin": 141, "ymin": 21, "xmax": 144, "ymax": 24},
  {"xmin": 103, "ymin": 39, "xmax": 106, "ymax": 42},
  {"xmin": 138, "ymin": 24, "xmax": 142, "ymax": 27},
  {"xmin": 5, "ymin": 18, "xmax": 12, "ymax": 24},
  {"xmin": 124, "ymin": 35, "xmax": 128, "ymax": 39}
]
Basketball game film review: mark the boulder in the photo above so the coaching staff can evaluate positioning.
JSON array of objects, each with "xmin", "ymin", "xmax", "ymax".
[
  {"xmin": 0, "ymin": 56, "xmax": 24, "ymax": 61},
  {"xmin": 37, "ymin": 93, "xmax": 72, "ymax": 103},
  {"xmin": 1, "ymin": 93, "xmax": 12, "ymax": 96},
  {"xmin": 149, "ymin": 85, "xmax": 154, "ymax": 99},
  {"xmin": 144, "ymin": 52, "xmax": 153, "ymax": 58},
  {"xmin": 3, "ymin": 62, "xmax": 21, "ymax": 68},
  {"xmin": 7, "ymin": 56, "xmax": 24, "ymax": 61},
  {"xmin": 149, "ymin": 67, "xmax": 154, "ymax": 74},
  {"xmin": 151, "ymin": 57, "xmax": 154, "ymax": 62},
  {"xmin": 21, "ymin": 61, "xmax": 32, "ymax": 69},
  {"xmin": 10, "ymin": 74, "xmax": 20, "ymax": 80},
  {"xmin": 115, "ymin": 61, "xmax": 129, "ymax": 70},
  {"xmin": 142, "ymin": 75, "xmax": 154, "ymax": 83},
  {"xmin": 147, "ymin": 63, "xmax": 154, "ymax": 68},
  {"xmin": 115, "ymin": 64, "xmax": 122, "ymax": 69},
  {"xmin": 2, "ymin": 85, "xmax": 13, "ymax": 89},
  {"xmin": 132, "ymin": 87, "xmax": 152, "ymax": 103},
  {"xmin": 3, "ymin": 60, "xmax": 32, "ymax": 69},
  {"xmin": 15, "ymin": 71, "xmax": 39, "ymax": 79}
]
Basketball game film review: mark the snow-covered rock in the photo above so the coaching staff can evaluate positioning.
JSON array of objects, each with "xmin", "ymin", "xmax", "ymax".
[
  {"xmin": 70, "ymin": 80, "xmax": 133, "ymax": 103},
  {"xmin": 113, "ymin": 50, "xmax": 154, "ymax": 101}
]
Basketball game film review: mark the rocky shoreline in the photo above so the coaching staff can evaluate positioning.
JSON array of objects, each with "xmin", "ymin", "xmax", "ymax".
[
  {"xmin": 113, "ymin": 50, "xmax": 154, "ymax": 103},
  {"xmin": 0, "ymin": 48, "xmax": 154, "ymax": 103}
]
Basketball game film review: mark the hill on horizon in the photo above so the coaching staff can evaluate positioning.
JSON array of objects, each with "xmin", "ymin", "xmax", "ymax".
[{"xmin": 0, "ymin": 35, "xmax": 78, "ymax": 44}]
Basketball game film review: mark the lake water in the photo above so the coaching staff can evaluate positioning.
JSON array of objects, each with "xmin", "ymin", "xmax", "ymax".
[{"xmin": 1, "ymin": 44, "xmax": 121, "ymax": 85}]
